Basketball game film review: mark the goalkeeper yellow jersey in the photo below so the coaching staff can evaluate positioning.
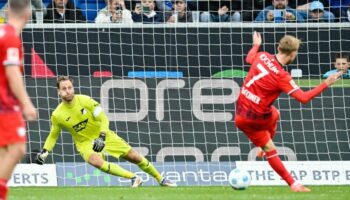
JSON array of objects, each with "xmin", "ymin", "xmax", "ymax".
[{"xmin": 43, "ymin": 95, "xmax": 110, "ymax": 152}]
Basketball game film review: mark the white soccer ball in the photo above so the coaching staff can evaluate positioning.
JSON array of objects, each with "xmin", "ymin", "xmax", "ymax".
[{"xmin": 228, "ymin": 168, "xmax": 251, "ymax": 190}]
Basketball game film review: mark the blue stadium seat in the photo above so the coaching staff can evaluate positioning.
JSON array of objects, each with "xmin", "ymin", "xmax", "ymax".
[
  {"xmin": 73, "ymin": 0, "xmax": 107, "ymax": 22},
  {"xmin": 0, "ymin": 0, "xmax": 7, "ymax": 9},
  {"xmin": 42, "ymin": 0, "xmax": 52, "ymax": 7}
]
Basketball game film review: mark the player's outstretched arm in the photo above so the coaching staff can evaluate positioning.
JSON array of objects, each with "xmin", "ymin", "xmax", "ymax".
[
  {"xmin": 246, "ymin": 31, "xmax": 262, "ymax": 64},
  {"xmin": 290, "ymin": 71, "xmax": 343, "ymax": 104},
  {"xmin": 35, "ymin": 115, "xmax": 62, "ymax": 164}
]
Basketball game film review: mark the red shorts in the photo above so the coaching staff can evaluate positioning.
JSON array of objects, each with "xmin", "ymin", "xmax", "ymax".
[
  {"xmin": 235, "ymin": 106, "xmax": 280, "ymax": 147},
  {"xmin": 0, "ymin": 112, "xmax": 26, "ymax": 147}
]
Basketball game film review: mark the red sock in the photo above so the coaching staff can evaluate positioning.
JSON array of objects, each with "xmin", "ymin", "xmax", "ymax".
[
  {"xmin": 265, "ymin": 150, "xmax": 295, "ymax": 186},
  {"xmin": 0, "ymin": 178, "xmax": 8, "ymax": 200}
]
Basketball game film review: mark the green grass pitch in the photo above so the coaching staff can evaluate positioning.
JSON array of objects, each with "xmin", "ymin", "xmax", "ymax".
[{"xmin": 9, "ymin": 186, "xmax": 350, "ymax": 200}]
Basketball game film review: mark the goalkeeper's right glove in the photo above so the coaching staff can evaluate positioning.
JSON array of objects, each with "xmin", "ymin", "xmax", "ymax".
[
  {"xmin": 93, "ymin": 132, "xmax": 106, "ymax": 152},
  {"xmin": 35, "ymin": 149, "xmax": 49, "ymax": 165}
]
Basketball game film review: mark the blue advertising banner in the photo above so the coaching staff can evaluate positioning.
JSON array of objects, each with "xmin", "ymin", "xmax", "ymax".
[
  {"xmin": 55, "ymin": 161, "xmax": 350, "ymax": 186},
  {"xmin": 56, "ymin": 162, "xmax": 236, "ymax": 186}
]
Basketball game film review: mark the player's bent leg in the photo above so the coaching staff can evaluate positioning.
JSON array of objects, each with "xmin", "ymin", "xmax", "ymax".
[
  {"xmin": 0, "ymin": 147, "xmax": 9, "ymax": 200},
  {"xmin": 0, "ymin": 143, "xmax": 26, "ymax": 200},
  {"xmin": 87, "ymin": 152, "xmax": 136, "ymax": 180},
  {"xmin": 269, "ymin": 106, "xmax": 280, "ymax": 139},
  {"xmin": 123, "ymin": 149, "xmax": 177, "ymax": 187},
  {"xmin": 256, "ymin": 147, "xmax": 265, "ymax": 159},
  {"xmin": 0, "ymin": 143, "xmax": 26, "ymax": 179},
  {"xmin": 122, "ymin": 148, "xmax": 143, "ymax": 164},
  {"xmin": 0, "ymin": 147, "xmax": 7, "ymax": 173},
  {"xmin": 123, "ymin": 149, "xmax": 162, "ymax": 182},
  {"xmin": 101, "ymin": 134, "xmax": 145, "ymax": 187},
  {"xmin": 262, "ymin": 140, "xmax": 303, "ymax": 189},
  {"xmin": 261, "ymin": 138, "xmax": 276, "ymax": 152}
]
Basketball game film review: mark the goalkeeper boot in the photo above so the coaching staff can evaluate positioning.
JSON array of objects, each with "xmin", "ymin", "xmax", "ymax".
[
  {"xmin": 131, "ymin": 176, "xmax": 143, "ymax": 188},
  {"xmin": 160, "ymin": 177, "xmax": 177, "ymax": 187},
  {"xmin": 290, "ymin": 182, "xmax": 311, "ymax": 192}
]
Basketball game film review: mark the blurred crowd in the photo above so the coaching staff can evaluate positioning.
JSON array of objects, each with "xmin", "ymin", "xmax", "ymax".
[{"xmin": 0, "ymin": 0, "xmax": 349, "ymax": 23}]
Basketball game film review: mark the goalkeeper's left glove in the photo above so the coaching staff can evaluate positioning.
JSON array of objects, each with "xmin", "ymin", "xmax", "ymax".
[
  {"xmin": 35, "ymin": 149, "xmax": 49, "ymax": 165},
  {"xmin": 93, "ymin": 132, "xmax": 106, "ymax": 152}
]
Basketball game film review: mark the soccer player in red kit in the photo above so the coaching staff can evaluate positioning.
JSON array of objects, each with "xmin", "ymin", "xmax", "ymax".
[
  {"xmin": 235, "ymin": 32, "xmax": 342, "ymax": 192},
  {"xmin": 0, "ymin": 1, "xmax": 37, "ymax": 199}
]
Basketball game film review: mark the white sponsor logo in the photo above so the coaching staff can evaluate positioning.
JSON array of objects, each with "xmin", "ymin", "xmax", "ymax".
[
  {"xmin": 100, "ymin": 79, "xmax": 240, "ymax": 122},
  {"xmin": 236, "ymin": 161, "xmax": 350, "ymax": 185},
  {"xmin": 66, "ymin": 161, "xmax": 350, "ymax": 186},
  {"xmin": 9, "ymin": 164, "xmax": 57, "ymax": 187}
]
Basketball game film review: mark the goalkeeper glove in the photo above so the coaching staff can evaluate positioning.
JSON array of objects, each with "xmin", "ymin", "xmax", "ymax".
[
  {"xmin": 93, "ymin": 132, "xmax": 106, "ymax": 152},
  {"xmin": 35, "ymin": 149, "xmax": 49, "ymax": 165}
]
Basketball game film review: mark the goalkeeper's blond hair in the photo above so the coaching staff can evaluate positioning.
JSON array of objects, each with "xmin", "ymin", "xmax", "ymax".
[{"xmin": 278, "ymin": 35, "xmax": 301, "ymax": 55}]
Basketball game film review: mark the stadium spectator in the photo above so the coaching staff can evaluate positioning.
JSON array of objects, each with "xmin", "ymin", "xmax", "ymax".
[
  {"xmin": 325, "ymin": 0, "xmax": 350, "ymax": 21},
  {"xmin": 344, "ymin": 1, "xmax": 350, "ymax": 21},
  {"xmin": 294, "ymin": 0, "xmax": 319, "ymax": 10},
  {"xmin": 299, "ymin": 1, "xmax": 335, "ymax": 22},
  {"xmin": 132, "ymin": 0, "xmax": 164, "ymax": 23},
  {"xmin": 166, "ymin": 0, "xmax": 193, "ymax": 23},
  {"xmin": 323, "ymin": 54, "xmax": 350, "ymax": 78},
  {"xmin": 156, "ymin": 0, "xmax": 196, "ymax": 16},
  {"xmin": 242, "ymin": 0, "xmax": 268, "ymax": 21},
  {"xmin": 200, "ymin": 0, "xmax": 241, "ymax": 22},
  {"xmin": 0, "ymin": 1, "xmax": 37, "ymax": 200},
  {"xmin": 0, "ymin": 0, "xmax": 46, "ymax": 23},
  {"xmin": 289, "ymin": 0, "xmax": 312, "ymax": 9},
  {"xmin": 255, "ymin": 0, "xmax": 305, "ymax": 22},
  {"xmin": 155, "ymin": 0, "xmax": 174, "ymax": 14},
  {"xmin": 44, "ymin": 0, "xmax": 86, "ymax": 23},
  {"xmin": 295, "ymin": 1, "xmax": 327, "ymax": 10},
  {"xmin": 95, "ymin": 0, "xmax": 133, "ymax": 23}
]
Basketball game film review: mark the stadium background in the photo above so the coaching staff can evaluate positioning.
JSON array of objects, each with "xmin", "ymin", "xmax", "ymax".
[
  {"xmin": 19, "ymin": 25, "xmax": 350, "ymax": 165},
  {"xmin": 1, "ymin": 0, "xmax": 348, "ymax": 198}
]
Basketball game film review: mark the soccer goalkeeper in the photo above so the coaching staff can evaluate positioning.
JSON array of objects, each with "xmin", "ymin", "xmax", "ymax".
[{"xmin": 35, "ymin": 76, "xmax": 176, "ymax": 187}]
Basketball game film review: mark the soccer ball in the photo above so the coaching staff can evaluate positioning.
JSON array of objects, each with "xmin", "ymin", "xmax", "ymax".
[{"xmin": 228, "ymin": 168, "xmax": 251, "ymax": 190}]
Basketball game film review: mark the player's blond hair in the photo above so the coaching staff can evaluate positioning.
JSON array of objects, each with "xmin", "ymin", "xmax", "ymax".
[
  {"xmin": 57, "ymin": 76, "xmax": 74, "ymax": 89},
  {"xmin": 278, "ymin": 35, "xmax": 301, "ymax": 55},
  {"xmin": 8, "ymin": 0, "xmax": 30, "ymax": 14}
]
